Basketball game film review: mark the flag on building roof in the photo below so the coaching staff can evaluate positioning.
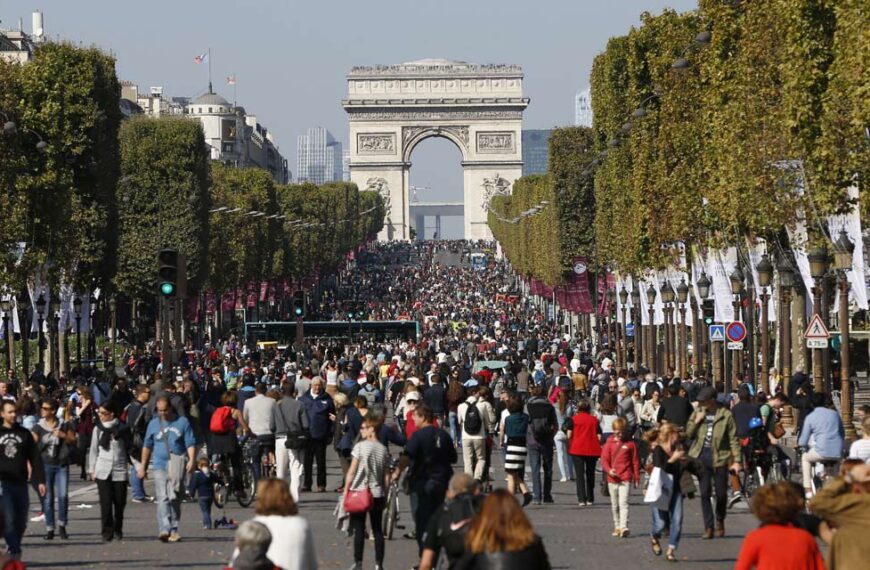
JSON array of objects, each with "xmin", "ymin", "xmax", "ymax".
[
  {"xmin": 194, "ymin": 51, "xmax": 208, "ymax": 64},
  {"xmin": 226, "ymin": 75, "xmax": 236, "ymax": 85}
]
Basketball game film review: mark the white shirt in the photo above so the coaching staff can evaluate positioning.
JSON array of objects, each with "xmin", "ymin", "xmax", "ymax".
[
  {"xmin": 849, "ymin": 438, "xmax": 870, "ymax": 463},
  {"xmin": 250, "ymin": 514, "xmax": 317, "ymax": 570}
]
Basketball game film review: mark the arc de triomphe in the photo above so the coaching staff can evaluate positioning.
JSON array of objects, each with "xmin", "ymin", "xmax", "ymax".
[{"xmin": 343, "ymin": 59, "xmax": 528, "ymax": 240}]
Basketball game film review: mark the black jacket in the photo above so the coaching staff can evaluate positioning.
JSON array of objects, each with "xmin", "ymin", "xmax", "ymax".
[
  {"xmin": 656, "ymin": 395, "xmax": 693, "ymax": 428},
  {"xmin": 455, "ymin": 537, "xmax": 551, "ymax": 570}
]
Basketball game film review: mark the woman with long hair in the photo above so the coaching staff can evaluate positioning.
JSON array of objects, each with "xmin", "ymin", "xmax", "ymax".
[
  {"xmin": 74, "ymin": 385, "xmax": 95, "ymax": 480},
  {"xmin": 456, "ymin": 489, "xmax": 551, "ymax": 569},
  {"xmin": 344, "ymin": 415, "xmax": 390, "ymax": 570},
  {"xmin": 244, "ymin": 478, "xmax": 317, "ymax": 570},
  {"xmin": 566, "ymin": 399, "xmax": 602, "ymax": 506},
  {"xmin": 650, "ymin": 422, "xmax": 686, "ymax": 562},
  {"xmin": 32, "ymin": 398, "xmax": 76, "ymax": 540},
  {"xmin": 88, "ymin": 402, "xmax": 132, "ymax": 542},
  {"xmin": 553, "ymin": 390, "xmax": 575, "ymax": 482},
  {"xmin": 500, "ymin": 393, "xmax": 533, "ymax": 506}
]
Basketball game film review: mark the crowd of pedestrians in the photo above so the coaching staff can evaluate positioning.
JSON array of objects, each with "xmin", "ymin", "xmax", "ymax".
[{"xmin": 2, "ymin": 239, "xmax": 869, "ymax": 569}]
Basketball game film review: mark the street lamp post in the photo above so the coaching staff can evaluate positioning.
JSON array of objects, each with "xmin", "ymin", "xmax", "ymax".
[
  {"xmin": 619, "ymin": 286, "xmax": 629, "ymax": 369},
  {"xmin": 833, "ymin": 230, "xmax": 856, "ymax": 439},
  {"xmin": 0, "ymin": 297, "xmax": 11, "ymax": 372},
  {"xmin": 779, "ymin": 260, "xmax": 795, "ymax": 427},
  {"xmin": 697, "ymin": 272, "xmax": 713, "ymax": 380},
  {"xmin": 757, "ymin": 254, "xmax": 774, "ymax": 393},
  {"xmin": 661, "ymin": 281, "xmax": 675, "ymax": 375},
  {"xmin": 677, "ymin": 278, "xmax": 689, "ymax": 380},
  {"xmin": 606, "ymin": 288, "xmax": 616, "ymax": 365},
  {"xmin": 630, "ymin": 287, "xmax": 642, "ymax": 367},
  {"xmin": 50, "ymin": 296, "xmax": 60, "ymax": 377},
  {"xmin": 730, "ymin": 267, "xmax": 745, "ymax": 390},
  {"xmin": 109, "ymin": 296, "xmax": 118, "ymax": 366},
  {"xmin": 73, "ymin": 296, "xmax": 83, "ymax": 369},
  {"xmin": 808, "ymin": 246, "xmax": 829, "ymax": 392},
  {"xmin": 19, "ymin": 296, "xmax": 30, "ymax": 385},
  {"xmin": 690, "ymin": 295, "xmax": 700, "ymax": 379},
  {"xmin": 646, "ymin": 283, "xmax": 657, "ymax": 375},
  {"xmin": 35, "ymin": 294, "xmax": 46, "ymax": 374},
  {"xmin": 88, "ymin": 293, "xmax": 97, "ymax": 361}
]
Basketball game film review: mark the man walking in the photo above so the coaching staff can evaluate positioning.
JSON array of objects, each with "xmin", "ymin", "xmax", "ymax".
[
  {"xmin": 124, "ymin": 384, "xmax": 153, "ymax": 503},
  {"xmin": 457, "ymin": 383, "xmax": 496, "ymax": 483},
  {"xmin": 393, "ymin": 403, "xmax": 457, "ymax": 554},
  {"xmin": 527, "ymin": 384, "xmax": 557, "ymax": 504},
  {"xmin": 686, "ymin": 387, "xmax": 741, "ymax": 539},
  {"xmin": 300, "ymin": 378, "xmax": 334, "ymax": 492},
  {"xmin": 0, "ymin": 400, "xmax": 45, "ymax": 559},
  {"xmin": 138, "ymin": 396, "xmax": 196, "ymax": 543},
  {"xmin": 271, "ymin": 381, "xmax": 309, "ymax": 501}
]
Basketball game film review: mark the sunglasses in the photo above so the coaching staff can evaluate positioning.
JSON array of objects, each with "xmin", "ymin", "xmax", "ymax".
[{"xmin": 41, "ymin": 406, "xmax": 55, "ymax": 411}]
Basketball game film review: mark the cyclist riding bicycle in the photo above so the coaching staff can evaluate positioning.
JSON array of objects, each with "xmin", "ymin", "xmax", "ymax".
[
  {"xmin": 798, "ymin": 393, "xmax": 845, "ymax": 499},
  {"xmin": 209, "ymin": 391, "xmax": 252, "ymax": 491}
]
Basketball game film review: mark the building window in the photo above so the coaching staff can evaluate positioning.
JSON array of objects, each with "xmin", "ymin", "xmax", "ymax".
[
  {"xmin": 208, "ymin": 107, "xmax": 213, "ymax": 113},
  {"xmin": 222, "ymin": 142, "xmax": 235, "ymax": 153}
]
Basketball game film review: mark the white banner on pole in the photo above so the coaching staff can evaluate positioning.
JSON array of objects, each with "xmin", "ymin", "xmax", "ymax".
[
  {"xmin": 827, "ymin": 185, "xmax": 868, "ymax": 311},
  {"xmin": 710, "ymin": 248, "xmax": 737, "ymax": 323}
]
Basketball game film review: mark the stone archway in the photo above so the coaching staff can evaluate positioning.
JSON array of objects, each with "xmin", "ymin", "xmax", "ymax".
[{"xmin": 343, "ymin": 59, "xmax": 528, "ymax": 240}]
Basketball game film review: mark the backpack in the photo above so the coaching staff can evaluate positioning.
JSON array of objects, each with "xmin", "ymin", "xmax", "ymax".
[
  {"xmin": 362, "ymin": 385, "xmax": 379, "ymax": 408},
  {"xmin": 463, "ymin": 399, "xmax": 483, "ymax": 435},
  {"xmin": 437, "ymin": 495, "xmax": 482, "ymax": 563},
  {"xmin": 209, "ymin": 406, "xmax": 235, "ymax": 434}
]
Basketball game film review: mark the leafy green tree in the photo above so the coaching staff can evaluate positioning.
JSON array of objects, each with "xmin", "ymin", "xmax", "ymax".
[
  {"xmin": 115, "ymin": 117, "xmax": 210, "ymax": 301},
  {"xmin": 1, "ymin": 42, "xmax": 121, "ymax": 292}
]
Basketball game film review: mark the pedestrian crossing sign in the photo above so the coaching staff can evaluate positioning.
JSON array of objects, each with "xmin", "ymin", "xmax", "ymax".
[
  {"xmin": 709, "ymin": 324, "xmax": 725, "ymax": 342},
  {"xmin": 804, "ymin": 314, "xmax": 830, "ymax": 339}
]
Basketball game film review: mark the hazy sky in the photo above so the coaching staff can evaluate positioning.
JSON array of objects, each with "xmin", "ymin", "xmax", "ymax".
[{"xmin": 2, "ymin": 0, "xmax": 697, "ymax": 237}]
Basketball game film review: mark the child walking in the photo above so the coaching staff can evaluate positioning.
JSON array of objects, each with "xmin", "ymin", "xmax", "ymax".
[
  {"xmin": 188, "ymin": 457, "xmax": 220, "ymax": 529},
  {"xmin": 601, "ymin": 417, "xmax": 639, "ymax": 537}
]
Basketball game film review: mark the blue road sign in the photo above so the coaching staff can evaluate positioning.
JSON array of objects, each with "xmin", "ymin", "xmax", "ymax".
[
  {"xmin": 626, "ymin": 322, "xmax": 635, "ymax": 337},
  {"xmin": 709, "ymin": 324, "xmax": 726, "ymax": 342}
]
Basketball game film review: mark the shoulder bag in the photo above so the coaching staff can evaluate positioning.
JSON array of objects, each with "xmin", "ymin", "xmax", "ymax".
[
  {"xmin": 343, "ymin": 487, "xmax": 373, "ymax": 514},
  {"xmin": 277, "ymin": 402, "xmax": 309, "ymax": 450},
  {"xmin": 159, "ymin": 420, "xmax": 187, "ymax": 500}
]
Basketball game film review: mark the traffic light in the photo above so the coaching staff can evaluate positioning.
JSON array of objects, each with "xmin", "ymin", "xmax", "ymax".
[
  {"xmin": 292, "ymin": 290, "xmax": 306, "ymax": 318},
  {"xmin": 702, "ymin": 299, "xmax": 715, "ymax": 325},
  {"xmin": 157, "ymin": 248, "xmax": 179, "ymax": 297},
  {"xmin": 346, "ymin": 303, "xmax": 356, "ymax": 320}
]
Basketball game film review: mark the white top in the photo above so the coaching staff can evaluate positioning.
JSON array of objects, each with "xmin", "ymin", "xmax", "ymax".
[
  {"xmin": 457, "ymin": 396, "xmax": 497, "ymax": 440},
  {"xmin": 848, "ymin": 439, "xmax": 870, "ymax": 463},
  {"xmin": 251, "ymin": 514, "xmax": 317, "ymax": 570}
]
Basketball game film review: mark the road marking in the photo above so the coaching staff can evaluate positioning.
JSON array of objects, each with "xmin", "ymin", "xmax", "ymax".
[{"xmin": 69, "ymin": 484, "xmax": 97, "ymax": 498}]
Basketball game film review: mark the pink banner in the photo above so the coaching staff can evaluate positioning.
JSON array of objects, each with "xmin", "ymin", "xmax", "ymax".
[
  {"xmin": 259, "ymin": 281, "xmax": 268, "ymax": 303},
  {"xmin": 206, "ymin": 291, "xmax": 216, "ymax": 315},
  {"xmin": 569, "ymin": 257, "xmax": 594, "ymax": 314},
  {"xmin": 185, "ymin": 297, "xmax": 200, "ymax": 324},
  {"xmin": 220, "ymin": 291, "xmax": 235, "ymax": 313}
]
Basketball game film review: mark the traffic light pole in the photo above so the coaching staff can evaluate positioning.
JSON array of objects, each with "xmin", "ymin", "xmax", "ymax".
[{"xmin": 295, "ymin": 316, "xmax": 304, "ymax": 368}]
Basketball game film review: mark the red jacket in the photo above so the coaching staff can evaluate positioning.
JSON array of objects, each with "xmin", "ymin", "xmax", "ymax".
[
  {"xmin": 568, "ymin": 412, "xmax": 602, "ymax": 457},
  {"xmin": 600, "ymin": 435, "xmax": 640, "ymax": 484}
]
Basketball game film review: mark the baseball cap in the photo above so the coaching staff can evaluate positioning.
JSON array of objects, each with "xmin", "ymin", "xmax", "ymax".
[{"xmin": 405, "ymin": 391, "xmax": 421, "ymax": 401}]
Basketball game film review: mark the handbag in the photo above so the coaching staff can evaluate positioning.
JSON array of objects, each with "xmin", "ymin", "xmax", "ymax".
[
  {"xmin": 343, "ymin": 487, "xmax": 373, "ymax": 514},
  {"xmin": 277, "ymin": 403, "xmax": 308, "ymax": 450},
  {"xmin": 643, "ymin": 467, "xmax": 674, "ymax": 511},
  {"xmin": 772, "ymin": 421, "xmax": 786, "ymax": 439}
]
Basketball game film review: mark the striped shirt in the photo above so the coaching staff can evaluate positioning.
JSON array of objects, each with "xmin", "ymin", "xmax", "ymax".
[{"xmin": 350, "ymin": 439, "xmax": 390, "ymax": 498}]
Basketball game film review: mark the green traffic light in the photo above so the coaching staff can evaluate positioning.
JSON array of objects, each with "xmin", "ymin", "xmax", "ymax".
[
  {"xmin": 294, "ymin": 307, "xmax": 303, "ymax": 316},
  {"xmin": 705, "ymin": 317, "xmax": 713, "ymax": 325},
  {"xmin": 160, "ymin": 282, "xmax": 175, "ymax": 296}
]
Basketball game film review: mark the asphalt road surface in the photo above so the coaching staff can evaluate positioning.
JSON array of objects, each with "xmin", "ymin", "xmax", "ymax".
[{"xmin": 21, "ymin": 451, "xmax": 758, "ymax": 569}]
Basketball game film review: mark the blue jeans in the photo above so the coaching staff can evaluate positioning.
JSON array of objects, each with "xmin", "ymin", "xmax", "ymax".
[
  {"xmin": 448, "ymin": 412, "xmax": 461, "ymax": 444},
  {"xmin": 43, "ymin": 463, "xmax": 69, "ymax": 530},
  {"xmin": 528, "ymin": 444, "xmax": 554, "ymax": 501},
  {"xmin": 197, "ymin": 497, "xmax": 213, "ymax": 528},
  {"xmin": 153, "ymin": 469, "xmax": 181, "ymax": 535},
  {"xmin": 651, "ymin": 491, "xmax": 684, "ymax": 550},
  {"xmin": 130, "ymin": 461, "xmax": 147, "ymax": 500},
  {"xmin": 0, "ymin": 482, "xmax": 29, "ymax": 555}
]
